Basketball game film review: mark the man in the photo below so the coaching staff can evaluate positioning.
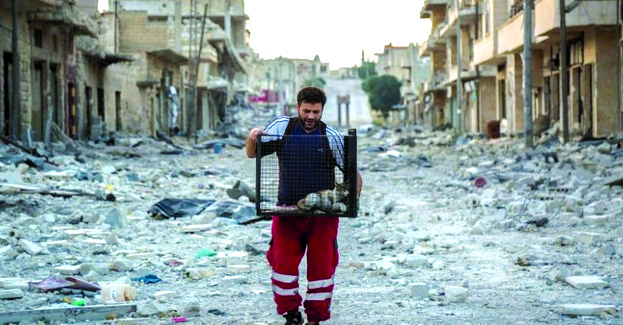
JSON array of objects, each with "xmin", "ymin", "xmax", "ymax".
[{"xmin": 246, "ymin": 87, "xmax": 362, "ymax": 325}]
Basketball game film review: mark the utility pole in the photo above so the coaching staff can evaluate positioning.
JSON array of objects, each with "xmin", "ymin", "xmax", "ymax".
[
  {"xmin": 11, "ymin": 0, "xmax": 20, "ymax": 139},
  {"xmin": 560, "ymin": 0, "xmax": 570, "ymax": 142},
  {"xmin": 186, "ymin": 0, "xmax": 197, "ymax": 140},
  {"xmin": 192, "ymin": 4, "xmax": 208, "ymax": 144},
  {"xmin": 524, "ymin": 0, "xmax": 533, "ymax": 148},
  {"xmin": 455, "ymin": 0, "xmax": 462, "ymax": 135}
]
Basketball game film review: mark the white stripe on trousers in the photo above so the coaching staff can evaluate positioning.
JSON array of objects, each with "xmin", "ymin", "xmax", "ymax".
[
  {"xmin": 272, "ymin": 285, "xmax": 298, "ymax": 296},
  {"xmin": 307, "ymin": 276, "xmax": 334, "ymax": 290},
  {"xmin": 272, "ymin": 271, "xmax": 298, "ymax": 283},
  {"xmin": 306, "ymin": 292, "xmax": 333, "ymax": 301}
]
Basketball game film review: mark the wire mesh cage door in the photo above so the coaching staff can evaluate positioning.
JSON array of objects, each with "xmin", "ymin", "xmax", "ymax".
[{"xmin": 256, "ymin": 129, "xmax": 357, "ymax": 218}]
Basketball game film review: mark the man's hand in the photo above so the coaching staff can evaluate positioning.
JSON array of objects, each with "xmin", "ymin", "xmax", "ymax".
[
  {"xmin": 249, "ymin": 128, "xmax": 266, "ymax": 143},
  {"xmin": 245, "ymin": 128, "xmax": 266, "ymax": 158}
]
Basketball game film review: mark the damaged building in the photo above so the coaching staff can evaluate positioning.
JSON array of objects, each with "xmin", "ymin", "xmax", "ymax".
[
  {"xmin": 419, "ymin": 0, "xmax": 623, "ymax": 138},
  {"xmin": 0, "ymin": 0, "xmax": 100, "ymax": 143},
  {"xmin": 0, "ymin": 0, "xmax": 250, "ymax": 144}
]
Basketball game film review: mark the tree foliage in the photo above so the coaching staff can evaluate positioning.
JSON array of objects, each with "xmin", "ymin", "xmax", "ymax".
[
  {"xmin": 358, "ymin": 62, "xmax": 377, "ymax": 79},
  {"xmin": 361, "ymin": 75, "xmax": 401, "ymax": 119}
]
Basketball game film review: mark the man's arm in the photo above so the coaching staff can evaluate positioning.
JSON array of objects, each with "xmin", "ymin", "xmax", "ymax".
[{"xmin": 245, "ymin": 128, "xmax": 265, "ymax": 158}]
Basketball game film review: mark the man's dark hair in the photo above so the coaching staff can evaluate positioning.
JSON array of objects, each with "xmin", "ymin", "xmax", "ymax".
[{"xmin": 297, "ymin": 87, "xmax": 326, "ymax": 107}]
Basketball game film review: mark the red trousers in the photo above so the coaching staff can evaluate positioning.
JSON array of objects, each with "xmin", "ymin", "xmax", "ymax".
[{"xmin": 267, "ymin": 216, "xmax": 339, "ymax": 323}]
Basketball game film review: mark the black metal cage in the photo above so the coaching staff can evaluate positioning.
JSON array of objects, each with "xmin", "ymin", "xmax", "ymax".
[{"xmin": 256, "ymin": 129, "xmax": 357, "ymax": 218}]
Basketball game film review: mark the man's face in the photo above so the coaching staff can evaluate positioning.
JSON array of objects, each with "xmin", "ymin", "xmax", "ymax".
[{"xmin": 297, "ymin": 102, "xmax": 323, "ymax": 131}]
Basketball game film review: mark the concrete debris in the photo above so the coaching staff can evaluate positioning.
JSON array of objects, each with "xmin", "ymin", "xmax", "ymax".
[
  {"xmin": 0, "ymin": 108, "xmax": 622, "ymax": 323},
  {"xmin": 565, "ymin": 276, "xmax": 610, "ymax": 289},
  {"xmin": 444, "ymin": 286, "xmax": 469, "ymax": 303},
  {"xmin": 554, "ymin": 304, "xmax": 618, "ymax": 317}
]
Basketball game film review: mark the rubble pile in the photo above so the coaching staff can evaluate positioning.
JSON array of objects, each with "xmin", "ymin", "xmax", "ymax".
[{"xmin": 0, "ymin": 118, "xmax": 622, "ymax": 323}]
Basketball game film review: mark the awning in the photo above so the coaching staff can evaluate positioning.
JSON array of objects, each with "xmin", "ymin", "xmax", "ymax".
[
  {"xmin": 147, "ymin": 49, "xmax": 189, "ymax": 66},
  {"xmin": 27, "ymin": 3, "xmax": 97, "ymax": 37},
  {"xmin": 83, "ymin": 50, "xmax": 134, "ymax": 67},
  {"xmin": 207, "ymin": 77, "xmax": 230, "ymax": 90}
]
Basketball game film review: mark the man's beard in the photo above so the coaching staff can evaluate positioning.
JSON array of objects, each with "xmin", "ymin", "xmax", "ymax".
[{"xmin": 299, "ymin": 114, "xmax": 320, "ymax": 131}]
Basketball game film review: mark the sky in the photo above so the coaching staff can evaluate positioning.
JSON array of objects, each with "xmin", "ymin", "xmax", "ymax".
[{"xmin": 98, "ymin": 0, "xmax": 432, "ymax": 70}]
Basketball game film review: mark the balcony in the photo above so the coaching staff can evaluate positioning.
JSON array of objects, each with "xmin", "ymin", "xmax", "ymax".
[
  {"xmin": 447, "ymin": 65, "xmax": 478, "ymax": 84},
  {"xmin": 447, "ymin": 2, "xmax": 478, "ymax": 29},
  {"xmin": 421, "ymin": 0, "xmax": 449, "ymax": 18},
  {"xmin": 424, "ymin": 72, "xmax": 448, "ymax": 93},
  {"xmin": 534, "ymin": 0, "xmax": 617, "ymax": 36},
  {"xmin": 497, "ymin": 9, "xmax": 535, "ymax": 54},
  {"xmin": 473, "ymin": 33, "xmax": 497, "ymax": 65}
]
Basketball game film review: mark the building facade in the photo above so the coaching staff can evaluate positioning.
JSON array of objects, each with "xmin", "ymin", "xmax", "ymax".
[{"xmin": 420, "ymin": 0, "xmax": 623, "ymax": 138}]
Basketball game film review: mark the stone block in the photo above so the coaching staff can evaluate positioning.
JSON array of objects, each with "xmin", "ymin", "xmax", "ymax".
[
  {"xmin": 565, "ymin": 276, "xmax": 609, "ymax": 289},
  {"xmin": 54, "ymin": 265, "xmax": 81, "ymax": 275},
  {"xmin": 0, "ymin": 246, "xmax": 17, "ymax": 260},
  {"xmin": 227, "ymin": 264, "xmax": 250, "ymax": 273},
  {"xmin": 555, "ymin": 304, "xmax": 617, "ymax": 317},
  {"xmin": 444, "ymin": 286, "xmax": 469, "ymax": 303},
  {"xmin": 0, "ymin": 289, "xmax": 23, "ymax": 299},
  {"xmin": 408, "ymin": 283, "xmax": 428, "ymax": 298},
  {"xmin": 583, "ymin": 215, "xmax": 612, "ymax": 225},
  {"xmin": 221, "ymin": 275, "xmax": 248, "ymax": 285},
  {"xmin": 573, "ymin": 231, "xmax": 607, "ymax": 245},
  {"xmin": 18, "ymin": 239, "xmax": 42, "ymax": 255}
]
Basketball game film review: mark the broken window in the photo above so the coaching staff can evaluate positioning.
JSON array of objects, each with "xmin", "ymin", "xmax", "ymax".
[{"xmin": 34, "ymin": 29, "xmax": 43, "ymax": 48}]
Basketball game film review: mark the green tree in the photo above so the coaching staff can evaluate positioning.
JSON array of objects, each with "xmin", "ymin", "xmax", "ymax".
[
  {"xmin": 358, "ymin": 62, "xmax": 377, "ymax": 79},
  {"xmin": 361, "ymin": 75, "xmax": 401, "ymax": 120},
  {"xmin": 303, "ymin": 77, "xmax": 326, "ymax": 88}
]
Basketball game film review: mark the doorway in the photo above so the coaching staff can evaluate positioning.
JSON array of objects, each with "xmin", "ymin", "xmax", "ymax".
[
  {"xmin": 32, "ymin": 61, "xmax": 45, "ymax": 141},
  {"xmin": 2, "ymin": 52, "xmax": 12, "ymax": 136},
  {"xmin": 581, "ymin": 64, "xmax": 593, "ymax": 136},
  {"xmin": 67, "ymin": 83, "xmax": 78, "ymax": 138},
  {"xmin": 85, "ymin": 85, "xmax": 93, "ymax": 139},
  {"xmin": 115, "ymin": 91, "xmax": 121, "ymax": 131}
]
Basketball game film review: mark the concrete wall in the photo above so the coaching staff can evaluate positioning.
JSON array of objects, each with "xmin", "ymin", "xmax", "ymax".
[
  {"xmin": 480, "ymin": 76, "xmax": 497, "ymax": 130},
  {"xmin": 594, "ymin": 29, "xmax": 618, "ymax": 135},
  {"xmin": 0, "ymin": 5, "xmax": 74, "ymax": 141},
  {"xmin": 119, "ymin": 11, "xmax": 174, "ymax": 53},
  {"xmin": 534, "ymin": 0, "xmax": 617, "ymax": 37},
  {"xmin": 505, "ymin": 53, "xmax": 524, "ymax": 132}
]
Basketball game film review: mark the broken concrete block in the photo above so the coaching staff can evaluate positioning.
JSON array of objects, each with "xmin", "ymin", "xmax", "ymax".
[
  {"xmin": 181, "ymin": 224, "xmax": 211, "ymax": 233},
  {"xmin": 104, "ymin": 209, "xmax": 124, "ymax": 228},
  {"xmin": 84, "ymin": 270, "xmax": 103, "ymax": 282},
  {"xmin": 154, "ymin": 290, "xmax": 176, "ymax": 302},
  {"xmin": 444, "ymin": 286, "xmax": 469, "ymax": 303},
  {"xmin": 221, "ymin": 275, "xmax": 248, "ymax": 285},
  {"xmin": 407, "ymin": 283, "xmax": 428, "ymax": 298},
  {"xmin": 105, "ymin": 233, "xmax": 120, "ymax": 245},
  {"xmin": 0, "ymin": 246, "xmax": 17, "ymax": 260},
  {"xmin": 1, "ymin": 279, "xmax": 29, "ymax": 290},
  {"xmin": 215, "ymin": 251, "xmax": 248, "ymax": 266},
  {"xmin": 597, "ymin": 142, "xmax": 612, "ymax": 154},
  {"xmin": 432, "ymin": 260, "xmax": 444, "ymax": 270},
  {"xmin": 184, "ymin": 268, "xmax": 213, "ymax": 280},
  {"xmin": 18, "ymin": 239, "xmax": 42, "ymax": 255},
  {"xmin": 574, "ymin": 231, "xmax": 608, "ymax": 245},
  {"xmin": 401, "ymin": 254, "xmax": 428, "ymax": 268},
  {"xmin": 54, "ymin": 265, "xmax": 82, "ymax": 275},
  {"xmin": 180, "ymin": 301, "xmax": 202, "ymax": 318},
  {"xmin": 583, "ymin": 215, "xmax": 612, "ymax": 225},
  {"xmin": 0, "ymin": 289, "xmax": 23, "ymax": 299},
  {"xmin": 555, "ymin": 304, "xmax": 617, "ymax": 317},
  {"xmin": 227, "ymin": 264, "xmax": 250, "ymax": 273},
  {"xmin": 565, "ymin": 276, "xmax": 609, "ymax": 289},
  {"xmin": 594, "ymin": 244, "xmax": 616, "ymax": 256}
]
